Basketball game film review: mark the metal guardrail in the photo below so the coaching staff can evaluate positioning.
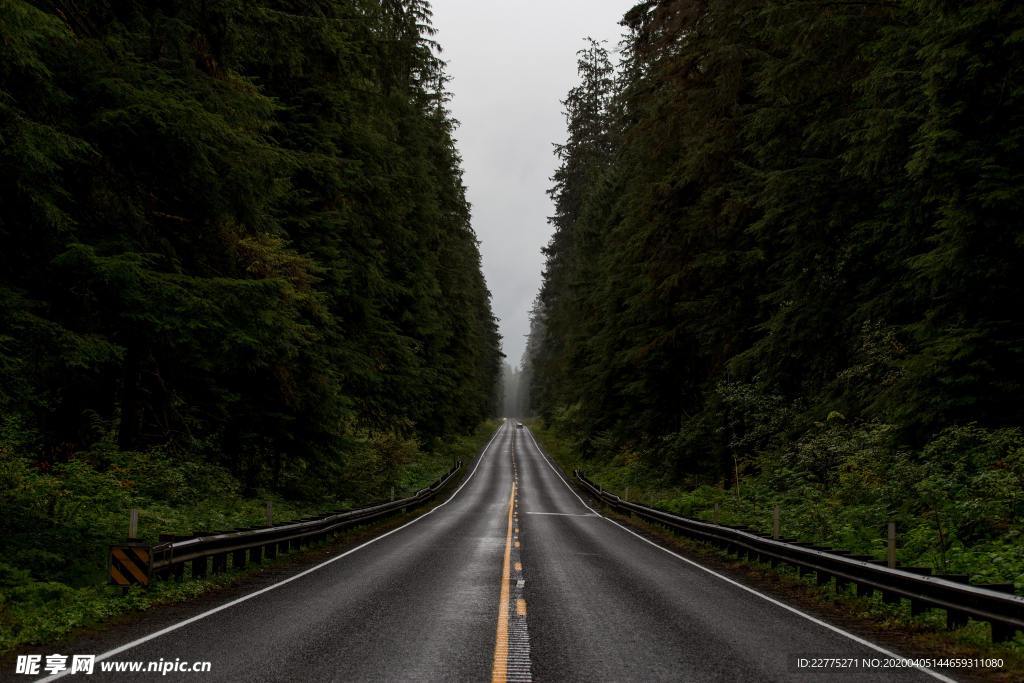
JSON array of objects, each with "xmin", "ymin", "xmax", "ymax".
[
  {"xmin": 573, "ymin": 470, "xmax": 1024, "ymax": 643},
  {"xmin": 110, "ymin": 460, "xmax": 464, "ymax": 587}
]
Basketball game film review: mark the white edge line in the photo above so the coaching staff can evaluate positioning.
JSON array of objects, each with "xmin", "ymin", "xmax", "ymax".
[
  {"xmin": 35, "ymin": 421, "xmax": 509, "ymax": 683},
  {"xmin": 521, "ymin": 427, "xmax": 958, "ymax": 683}
]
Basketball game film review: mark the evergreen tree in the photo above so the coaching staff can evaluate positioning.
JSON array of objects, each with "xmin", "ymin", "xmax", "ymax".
[
  {"xmin": 528, "ymin": 0, "xmax": 1024, "ymax": 482},
  {"xmin": 0, "ymin": 0, "xmax": 500, "ymax": 498}
]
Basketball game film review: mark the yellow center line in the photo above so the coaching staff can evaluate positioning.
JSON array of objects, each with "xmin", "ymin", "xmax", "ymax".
[
  {"xmin": 491, "ymin": 481, "xmax": 516, "ymax": 683},
  {"xmin": 516, "ymin": 599, "xmax": 527, "ymax": 617}
]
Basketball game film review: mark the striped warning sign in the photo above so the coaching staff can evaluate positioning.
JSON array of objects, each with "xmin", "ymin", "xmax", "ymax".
[{"xmin": 109, "ymin": 544, "xmax": 151, "ymax": 587}]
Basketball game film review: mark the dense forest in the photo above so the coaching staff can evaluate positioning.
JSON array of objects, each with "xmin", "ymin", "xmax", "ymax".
[
  {"xmin": 0, "ymin": 0, "xmax": 500, "ymax": 621},
  {"xmin": 1, "ymin": 0, "xmax": 500, "ymax": 485},
  {"xmin": 526, "ymin": 1, "xmax": 1024, "ymax": 577}
]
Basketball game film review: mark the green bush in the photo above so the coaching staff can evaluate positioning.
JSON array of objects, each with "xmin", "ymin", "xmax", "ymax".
[
  {"xmin": 0, "ymin": 420, "xmax": 500, "ymax": 654},
  {"xmin": 535, "ymin": 420, "xmax": 1024, "ymax": 590}
]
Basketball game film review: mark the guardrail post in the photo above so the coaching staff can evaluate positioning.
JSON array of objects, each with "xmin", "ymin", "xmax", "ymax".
[
  {"xmin": 250, "ymin": 545, "xmax": 263, "ymax": 563},
  {"xmin": 887, "ymin": 522, "xmax": 896, "ymax": 568},
  {"xmin": 946, "ymin": 609, "xmax": 968, "ymax": 631},
  {"xmin": 192, "ymin": 557, "xmax": 207, "ymax": 579},
  {"xmin": 713, "ymin": 503, "xmax": 720, "ymax": 525},
  {"xmin": 232, "ymin": 549, "xmax": 247, "ymax": 570},
  {"xmin": 212, "ymin": 553, "xmax": 227, "ymax": 574},
  {"xmin": 992, "ymin": 622, "xmax": 1017, "ymax": 643},
  {"xmin": 976, "ymin": 585, "xmax": 1018, "ymax": 642},
  {"xmin": 173, "ymin": 562, "xmax": 184, "ymax": 582},
  {"xmin": 937, "ymin": 572, "xmax": 970, "ymax": 621},
  {"xmin": 128, "ymin": 508, "xmax": 139, "ymax": 539},
  {"xmin": 265, "ymin": 541, "xmax": 277, "ymax": 560},
  {"xmin": 772, "ymin": 506, "xmax": 780, "ymax": 540}
]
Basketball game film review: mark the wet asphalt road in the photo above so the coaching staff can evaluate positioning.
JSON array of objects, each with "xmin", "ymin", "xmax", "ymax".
[
  {"xmin": 514, "ymin": 428, "xmax": 937, "ymax": 683},
  {"xmin": 25, "ymin": 420, "xmax": 945, "ymax": 682}
]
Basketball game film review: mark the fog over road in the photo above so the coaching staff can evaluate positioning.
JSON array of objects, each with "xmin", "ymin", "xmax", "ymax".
[{"xmin": 36, "ymin": 422, "xmax": 947, "ymax": 682}]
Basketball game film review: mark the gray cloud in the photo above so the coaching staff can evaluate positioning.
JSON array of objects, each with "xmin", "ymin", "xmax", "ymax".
[{"xmin": 430, "ymin": 0, "xmax": 633, "ymax": 365}]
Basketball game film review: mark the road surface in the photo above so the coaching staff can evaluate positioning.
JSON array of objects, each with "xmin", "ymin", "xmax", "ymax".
[{"xmin": 28, "ymin": 421, "xmax": 949, "ymax": 682}]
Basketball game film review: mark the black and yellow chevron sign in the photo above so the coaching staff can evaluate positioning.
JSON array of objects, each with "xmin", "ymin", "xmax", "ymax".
[{"xmin": 109, "ymin": 543, "xmax": 151, "ymax": 587}]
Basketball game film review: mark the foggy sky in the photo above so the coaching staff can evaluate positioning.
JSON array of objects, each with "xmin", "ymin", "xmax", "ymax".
[{"xmin": 430, "ymin": 0, "xmax": 634, "ymax": 366}]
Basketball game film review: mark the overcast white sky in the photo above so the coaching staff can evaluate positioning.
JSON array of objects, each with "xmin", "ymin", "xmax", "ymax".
[{"xmin": 430, "ymin": 0, "xmax": 634, "ymax": 366}]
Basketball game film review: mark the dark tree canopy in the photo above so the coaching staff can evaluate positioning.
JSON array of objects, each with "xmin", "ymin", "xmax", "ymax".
[
  {"xmin": 0, "ymin": 0, "xmax": 501, "ymax": 497},
  {"xmin": 526, "ymin": 0, "xmax": 1024, "ymax": 479}
]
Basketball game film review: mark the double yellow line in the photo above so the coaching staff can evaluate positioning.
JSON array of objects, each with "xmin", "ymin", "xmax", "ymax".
[{"xmin": 491, "ymin": 481, "xmax": 516, "ymax": 683}]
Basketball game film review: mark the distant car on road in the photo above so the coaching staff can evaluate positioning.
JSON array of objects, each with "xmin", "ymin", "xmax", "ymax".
[{"xmin": 516, "ymin": 422, "xmax": 524, "ymax": 429}]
